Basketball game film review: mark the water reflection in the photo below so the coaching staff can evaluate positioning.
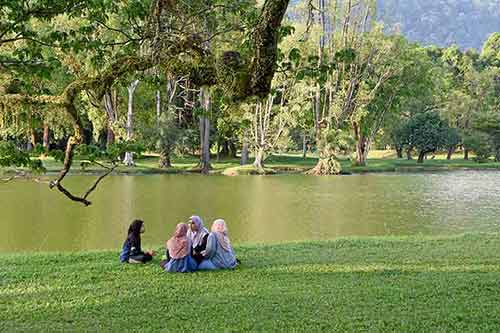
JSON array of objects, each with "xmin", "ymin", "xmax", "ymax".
[{"xmin": 1, "ymin": 171, "xmax": 500, "ymax": 252}]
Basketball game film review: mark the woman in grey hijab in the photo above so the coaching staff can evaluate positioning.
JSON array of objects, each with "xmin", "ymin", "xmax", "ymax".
[
  {"xmin": 186, "ymin": 215, "xmax": 209, "ymax": 264},
  {"xmin": 198, "ymin": 219, "xmax": 237, "ymax": 270}
]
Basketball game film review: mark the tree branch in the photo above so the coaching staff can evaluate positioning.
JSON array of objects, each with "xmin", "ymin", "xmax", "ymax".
[{"xmin": 0, "ymin": 55, "xmax": 155, "ymax": 206}]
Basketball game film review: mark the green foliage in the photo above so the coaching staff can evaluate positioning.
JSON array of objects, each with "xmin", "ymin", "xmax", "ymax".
[
  {"xmin": 324, "ymin": 129, "xmax": 355, "ymax": 156},
  {"xmin": 399, "ymin": 112, "xmax": 450, "ymax": 161},
  {"xmin": 74, "ymin": 143, "xmax": 144, "ymax": 166},
  {"xmin": 481, "ymin": 32, "xmax": 500, "ymax": 67},
  {"xmin": 143, "ymin": 111, "xmax": 181, "ymax": 161},
  {"xmin": 444, "ymin": 127, "xmax": 461, "ymax": 149},
  {"xmin": 463, "ymin": 133, "xmax": 492, "ymax": 162},
  {"xmin": 0, "ymin": 141, "xmax": 45, "ymax": 172}
]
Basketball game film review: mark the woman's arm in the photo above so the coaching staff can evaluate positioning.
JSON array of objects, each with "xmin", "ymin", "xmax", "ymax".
[
  {"xmin": 194, "ymin": 234, "xmax": 209, "ymax": 253},
  {"xmin": 203, "ymin": 233, "xmax": 217, "ymax": 258}
]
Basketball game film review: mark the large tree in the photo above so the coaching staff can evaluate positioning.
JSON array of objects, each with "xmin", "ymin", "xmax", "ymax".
[{"xmin": 0, "ymin": 0, "xmax": 291, "ymax": 205}]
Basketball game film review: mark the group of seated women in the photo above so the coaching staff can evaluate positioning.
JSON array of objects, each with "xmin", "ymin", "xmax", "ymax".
[{"xmin": 119, "ymin": 216, "xmax": 238, "ymax": 273}]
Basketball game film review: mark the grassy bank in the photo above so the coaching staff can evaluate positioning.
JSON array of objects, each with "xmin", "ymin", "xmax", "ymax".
[
  {"xmin": 2, "ymin": 150, "xmax": 500, "ymax": 177},
  {"xmin": 1, "ymin": 234, "xmax": 500, "ymax": 331}
]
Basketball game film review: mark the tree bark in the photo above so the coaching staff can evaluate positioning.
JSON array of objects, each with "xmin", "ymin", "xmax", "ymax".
[
  {"xmin": 464, "ymin": 148, "xmax": 469, "ymax": 160},
  {"xmin": 355, "ymin": 136, "xmax": 368, "ymax": 166},
  {"xmin": 353, "ymin": 121, "xmax": 368, "ymax": 166},
  {"xmin": 406, "ymin": 148, "xmax": 413, "ymax": 160},
  {"xmin": 27, "ymin": 129, "xmax": 36, "ymax": 151},
  {"xmin": 159, "ymin": 148, "xmax": 172, "ymax": 168},
  {"xmin": 43, "ymin": 122, "xmax": 49, "ymax": 152},
  {"xmin": 123, "ymin": 79, "xmax": 140, "ymax": 166},
  {"xmin": 447, "ymin": 147, "xmax": 455, "ymax": 160},
  {"xmin": 396, "ymin": 146, "xmax": 403, "ymax": 159},
  {"xmin": 199, "ymin": 87, "xmax": 211, "ymax": 174},
  {"xmin": 229, "ymin": 141, "xmax": 237, "ymax": 158},
  {"xmin": 103, "ymin": 91, "xmax": 117, "ymax": 147},
  {"xmin": 302, "ymin": 131, "xmax": 307, "ymax": 159},
  {"xmin": 417, "ymin": 151, "xmax": 426, "ymax": 164},
  {"xmin": 241, "ymin": 138, "xmax": 249, "ymax": 165},
  {"xmin": 253, "ymin": 147, "xmax": 265, "ymax": 171},
  {"xmin": 156, "ymin": 89, "xmax": 161, "ymax": 126}
]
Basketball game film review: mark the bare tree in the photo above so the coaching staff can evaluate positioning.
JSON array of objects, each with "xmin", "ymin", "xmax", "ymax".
[{"xmin": 123, "ymin": 79, "xmax": 140, "ymax": 166}]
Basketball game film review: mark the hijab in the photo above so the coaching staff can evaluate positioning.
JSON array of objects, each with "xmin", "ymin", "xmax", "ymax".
[
  {"xmin": 166, "ymin": 223, "xmax": 190, "ymax": 259},
  {"xmin": 187, "ymin": 215, "xmax": 209, "ymax": 248},
  {"xmin": 211, "ymin": 219, "xmax": 232, "ymax": 252}
]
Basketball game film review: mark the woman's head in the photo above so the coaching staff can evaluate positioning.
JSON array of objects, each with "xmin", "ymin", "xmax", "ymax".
[
  {"xmin": 167, "ymin": 223, "xmax": 190, "ymax": 259},
  {"xmin": 189, "ymin": 215, "xmax": 203, "ymax": 232},
  {"xmin": 174, "ymin": 223, "xmax": 189, "ymax": 238},
  {"xmin": 211, "ymin": 219, "xmax": 232, "ymax": 252},
  {"xmin": 211, "ymin": 219, "xmax": 227, "ymax": 234},
  {"xmin": 128, "ymin": 219, "xmax": 144, "ymax": 236}
]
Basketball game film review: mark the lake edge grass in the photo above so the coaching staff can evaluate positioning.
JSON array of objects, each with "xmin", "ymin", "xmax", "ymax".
[
  {"xmin": 3, "ymin": 151, "xmax": 500, "ymax": 177},
  {"xmin": 1, "ymin": 233, "xmax": 500, "ymax": 331}
]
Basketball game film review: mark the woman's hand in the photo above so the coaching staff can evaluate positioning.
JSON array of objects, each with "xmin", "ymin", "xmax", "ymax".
[{"xmin": 148, "ymin": 250, "xmax": 157, "ymax": 256}]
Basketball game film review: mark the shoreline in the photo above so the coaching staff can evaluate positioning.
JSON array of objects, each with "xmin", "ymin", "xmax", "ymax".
[
  {"xmin": 2, "ymin": 164, "xmax": 500, "ymax": 177},
  {"xmin": 3, "ymin": 152, "xmax": 500, "ymax": 177},
  {"xmin": 0, "ymin": 233, "xmax": 496, "ymax": 256}
]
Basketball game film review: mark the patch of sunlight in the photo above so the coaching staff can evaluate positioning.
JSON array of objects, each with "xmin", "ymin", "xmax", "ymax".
[{"xmin": 265, "ymin": 263, "xmax": 500, "ymax": 274}]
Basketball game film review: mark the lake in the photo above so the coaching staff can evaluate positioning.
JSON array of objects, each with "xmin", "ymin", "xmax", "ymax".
[{"xmin": 1, "ymin": 171, "xmax": 499, "ymax": 252}]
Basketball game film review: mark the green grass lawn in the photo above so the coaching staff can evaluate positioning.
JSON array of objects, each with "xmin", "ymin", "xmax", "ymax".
[{"xmin": 1, "ymin": 234, "xmax": 500, "ymax": 331}]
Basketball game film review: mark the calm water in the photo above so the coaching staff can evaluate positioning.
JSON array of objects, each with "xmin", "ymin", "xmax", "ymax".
[{"xmin": 1, "ymin": 171, "xmax": 500, "ymax": 253}]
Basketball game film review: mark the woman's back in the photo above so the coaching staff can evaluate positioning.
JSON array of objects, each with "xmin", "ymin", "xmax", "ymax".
[{"xmin": 205, "ymin": 233, "xmax": 237, "ymax": 269}]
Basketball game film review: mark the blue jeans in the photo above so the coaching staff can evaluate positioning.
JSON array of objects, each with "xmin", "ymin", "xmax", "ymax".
[{"xmin": 198, "ymin": 259, "xmax": 218, "ymax": 270}]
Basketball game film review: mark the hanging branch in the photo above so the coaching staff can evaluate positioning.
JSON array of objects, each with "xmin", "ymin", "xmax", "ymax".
[{"xmin": 0, "ymin": 56, "xmax": 155, "ymax": 206}]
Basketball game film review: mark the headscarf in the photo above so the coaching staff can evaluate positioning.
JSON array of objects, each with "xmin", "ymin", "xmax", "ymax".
[
  {"xmin": 211, "ymin": 219, "xmax": 232, "ymax": 252},
  {"xmin": 187, "ymin": 215, "xmax": 209, "ymax": 248},
  {"xmin": 166, "ymin": 223, "xmax": 190, "ymax": 259},
  {"xmin": 127, "ymin": 219, "xmax": 144, "ymax": 249}
]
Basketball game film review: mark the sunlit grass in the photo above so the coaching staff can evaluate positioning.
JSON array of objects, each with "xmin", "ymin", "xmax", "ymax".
[{"xmin": 1, "ymin": 234, "xmax": 500, "ymax": 331}]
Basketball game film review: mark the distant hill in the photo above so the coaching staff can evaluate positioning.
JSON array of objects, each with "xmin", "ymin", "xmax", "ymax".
[
  {"xmin": 287, "ymin": 0, "xmax": 500, "ymax": 50},
  {"xmin": 378, "ymin": 0, "xmax": 500, "ymax": 50}
]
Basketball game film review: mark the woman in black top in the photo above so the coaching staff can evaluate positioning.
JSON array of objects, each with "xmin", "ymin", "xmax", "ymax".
[
  {"xmin": 186, "ymin": 215, "xmax": 209, "ymax": 264},
  {"xmin": 120, "ymin": 219, "xmax": 155, "ymax": 263}
]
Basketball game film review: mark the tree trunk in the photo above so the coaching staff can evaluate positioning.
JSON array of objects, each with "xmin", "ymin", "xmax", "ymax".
[
  {"xmin": 417, "ymin": 151, "xmax": 426, "ymax": 164},
  {"xmin": 447, "ymin": 146, "xmax": 455, "ymax": 160},
  {"xmin": 103, "ymin": 91, "xmax": 117, "ymax": 148},
  {"xmin": 302, "ymin": 132, "xmax": 307, "ymax": 159},
  {"xmin": 31, "ymin": 129, "xmax": 37, "ymax": 148},
  {"xmin": 241, "ymin": 138, "xmax": 249, "ymax": 165},
  {"xmin": 159, "ymin": 149, "xmax": 172, "ymax": 168},
  {"xmin": 495, "ymin": 147, "xmax": 500, "ymax": 162},
  {"xmin": 253, "ymin": 147, "xmax": 265, "ymax": 171},
  {"xmin": 156, "ymin": 90, "xmax": 161, "ymax": 126},
  {"xmin": 354, "ymin": 136, "xmax": 369, "ymax": 166},
  {"xmin": 106, "ymin": 128, "xmax": 115, "ymax": 147},
  {"xmin": 464, "ymin": 148, "xmax": 469, "ymax": 160},
  {"xmin": 406, "ymin": 148, "xmax": 413, "ymax": 160},
  {"xmin": 396, "ymin": 146, "xmax": 403, "ymax": 159},
  {"xmin": 219, "ymin": 140, "xmax": 230, "ymax": 158},
  {"xmin": 43, "ymin": 122, "xmax": 50, "ymax": 153},
  {"xmin": 199, "ymin": 87, "xmax": 211, "ymax": 174},
  {"xmin": 353, "ymin": 122, "xmax": 369, "ymax": 166},
  {"xmin": 123, "ymin": 80, "xmax": 140, "ymax": 166},
  {"xmin": 229, "ymin": 141, "xmax": 237, "ymax": 158}
]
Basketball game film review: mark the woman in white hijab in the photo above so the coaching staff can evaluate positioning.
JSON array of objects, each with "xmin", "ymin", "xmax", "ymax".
[
  {"xmin": 198, "ymin": 219, "xmax": 237, "ymax": 270},
  {"xmin": 187, "ymin": 215, "xmax": 209, "ymax": 264}
]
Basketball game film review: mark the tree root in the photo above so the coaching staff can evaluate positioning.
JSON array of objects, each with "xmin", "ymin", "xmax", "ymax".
[{"xmin": 305, "ymin": 157, "xmax": 342, "ymax": 175}]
